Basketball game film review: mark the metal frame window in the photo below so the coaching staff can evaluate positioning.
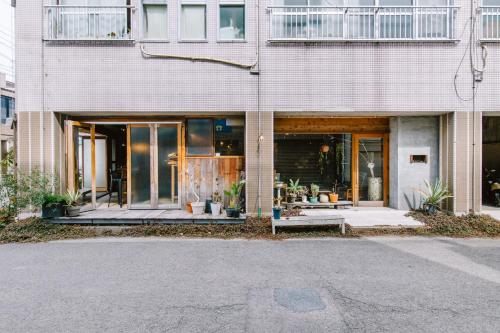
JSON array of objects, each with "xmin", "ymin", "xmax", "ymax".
[
  {"xmin": 218, "ymin": 0, "xmax": 246, "ymax": 41},
  {"xmin": 142, "ymin": 0, "xmax": 169, "ymax": 41},
  {"xmin": 481, "ymin": 0, "xmax": 500, "ymax": 40},
  {"xmin": 179, "ymin": 0, "xmax": 207, "ymax": 41}
]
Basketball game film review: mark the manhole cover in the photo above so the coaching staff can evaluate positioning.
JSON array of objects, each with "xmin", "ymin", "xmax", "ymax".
[{"xmin": 274, "ymin": 288, "xmax": 326, "ymax": 313}]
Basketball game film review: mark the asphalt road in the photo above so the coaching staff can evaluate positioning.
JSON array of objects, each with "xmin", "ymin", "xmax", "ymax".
[{"xmin": 1, "ymin": 236, "xmax": 499, "ymax": 333}]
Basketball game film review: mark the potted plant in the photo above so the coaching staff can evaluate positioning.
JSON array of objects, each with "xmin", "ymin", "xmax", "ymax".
[
  {"xmin": 64, "ymin": 189, "xmax": 82, "ymax": 217},
  {"xmin": 416, "ymin": 179, "xmax": 453, "ymax": 215},
  {"xmin": 41, "ymin": 193, "xmax": 66, "ymax": 218},
  {"xmin": 286, "ymin": 178, "xmax": 300, "ymax": 203},
  {"xmin": 187, "ymin": 169, "xmax": 204, "ymax": 215},
  {"xmin": 360, "ymin": 143, "xmax": 382, "ymax": 201},
  {"xmin": 224, "ymin": 180, "xmax": 245, "ymax": 218},
  {"xmin": 309, "ymin": 183, "xmax": 319, "ymax": 203},
  {"xmin": 298, "ymin": 186, "xmax": 308, "ymax": 203},
  {"xmin": 273, "ymin": 199, "xmax": 282, "ymax": 220},
  {"xmin": 210, "ymin": 191, "xmax": 222, "ymax": 216},
  {"xmin": 329, "ymin": 183, "xmax": 339, "ymax": 203}
]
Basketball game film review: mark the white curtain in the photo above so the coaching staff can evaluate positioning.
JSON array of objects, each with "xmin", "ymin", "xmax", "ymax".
[
  {"xmin": 144, "ymin": 5, "xmax": 168, "ymax": 39},
  {"xmin": 181, "ymin": 5, "xmax": 206, "ymax": 40}
]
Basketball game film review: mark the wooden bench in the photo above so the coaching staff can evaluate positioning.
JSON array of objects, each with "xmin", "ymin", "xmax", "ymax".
[
  {"xmin": 272, "ymin": 215, "xmax": 345, "ymax": 235},
  {"xmin": 285, "ymin": 200, "xmax": 353, "ymax": 210}
]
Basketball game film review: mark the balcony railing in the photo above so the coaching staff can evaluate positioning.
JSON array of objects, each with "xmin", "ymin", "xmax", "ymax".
[
  {"xmin": 268, "ymin": 6, "xmax": 459, "ymax": 41},
  {"xmin": 44, "ymin": 5, "xmax": 133, "ymax": 41},
  {"xmin": 481, "ymin": 6, "xmax": 500, "ymax": 40}
]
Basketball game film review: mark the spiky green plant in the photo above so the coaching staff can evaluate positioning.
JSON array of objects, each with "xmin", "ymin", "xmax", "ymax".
[
  {"xmin": 224, "ymin": 180, "xmax": 245, "ymax": 209},
  {"xmin": 287, "ymin": 179, "xmax": 301, "ymax": 197},
  {"xmin": 416, "ymin": 179, "xmax": 453, "ymax": 211}
]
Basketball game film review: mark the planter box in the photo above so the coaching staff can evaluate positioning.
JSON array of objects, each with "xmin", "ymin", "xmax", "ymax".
[{"xmin": 42, "ymin": 204, "xmax": 65, "ymax": 219}]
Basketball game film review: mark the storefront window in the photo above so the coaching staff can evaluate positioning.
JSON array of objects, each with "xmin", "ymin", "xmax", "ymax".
[
  {"xmin": 186, "ymin": 119, "xmax": 213, "ymax": 156},
  {"xmin": 214, "ymin": 118, "xmax": 245, "ymax": 156}
]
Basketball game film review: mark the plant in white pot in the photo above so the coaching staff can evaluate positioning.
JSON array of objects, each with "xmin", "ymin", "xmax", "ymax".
[
  {"xmin": 210, "ymin": 191, "xmax": 222, "ymax": 216},
  {"xmin": 64, "ymin": 189, "xmax": 82, "ymax": 217},
  {"xmin": 188, "ymin": 170, "xmax": 205, "ymax": 215}
]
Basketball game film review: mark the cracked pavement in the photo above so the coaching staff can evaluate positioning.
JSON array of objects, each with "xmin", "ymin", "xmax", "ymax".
[{"xmin": 0, "ymin": 236, "xmax": 499, "ymax": 332}]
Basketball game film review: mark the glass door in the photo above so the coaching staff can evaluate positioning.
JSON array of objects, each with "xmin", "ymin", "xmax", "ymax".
[
  {"xmin": 128, "ymin": 125, "xmax": 152, "ymax": 208},
  {"xmin": 157, "ymin": 125, "xmax": 181, "ymax": 209},
  {"xmin": 127, "ymin": 124, "xmax": 182, "ymax": 209},
  {"xmin": 352, "ymin": 134, "xmax": 389, "ymax": 206}
]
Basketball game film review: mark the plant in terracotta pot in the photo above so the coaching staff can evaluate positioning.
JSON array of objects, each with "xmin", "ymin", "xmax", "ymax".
[
  {"xmin": 210, "ymin": 191, "xmax": 222, "ymax": 216},
  {"xmin": 64, "ymin": 189, "xmax": 82, "ymax": 217},
  {"xmin": 329, "ymin": 182, "xmax": 339, "ymax": 203},
  {"xmin": 224, "ymin": 180, "xmax": 245, "ymax": 218},
  {"xmin": 286, "ymin": 178, "xmax": 300, "ymax": 203},
  {"xmin": 309, "ymin": 183, "xmax": 319, "ymax": 203}
]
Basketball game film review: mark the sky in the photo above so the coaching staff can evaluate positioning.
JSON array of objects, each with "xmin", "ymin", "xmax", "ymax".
[{"xmin": 0, "ymin": 0, "xmax": 14, "ymax": 82}]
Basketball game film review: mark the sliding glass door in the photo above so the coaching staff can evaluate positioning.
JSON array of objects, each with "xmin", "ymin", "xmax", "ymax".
[{"xmin": 127, "ymin": 124, "xmax": 181, "ymax": 209}]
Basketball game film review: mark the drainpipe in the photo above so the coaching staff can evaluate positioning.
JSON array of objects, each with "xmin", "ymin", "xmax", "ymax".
[{"xmin": 252, "ymin": 0, "xmax": 262, "ymax": 218}]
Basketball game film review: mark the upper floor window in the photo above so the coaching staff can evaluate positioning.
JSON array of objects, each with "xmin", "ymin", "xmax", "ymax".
[
  {"xmin": 180, "ymin": 2, "xmax": 207, "ymax": 40},
  {"xmin": 143, "ymin": 1, "xmax": 168, "ymax": 40},
  {"xmin": 481, "ymin": 0, "xmax": 500, "ymax": 40},
  {"xmin": 46, "ymin": 0, "xmax": 132, "ymax": 40},
  {"xmin": 269, "ymin": 0, "xmax": 457, "ymax": 41},
  {"xmin": 0, "ymin": 96, "xmax": 14, "ymax": 125},
  {"xmin": 219, "ymin": 1, "xmax": 245, "ymax": 40}
]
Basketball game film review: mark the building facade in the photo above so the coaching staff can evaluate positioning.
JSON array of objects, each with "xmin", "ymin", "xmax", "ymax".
[
  {"xmin": 15, "ymin": 0, "xmax": 500, "ymax": 215},
  {"xmin": 0, "ymin": 72, "xmax": 15, "ymax": 170}
]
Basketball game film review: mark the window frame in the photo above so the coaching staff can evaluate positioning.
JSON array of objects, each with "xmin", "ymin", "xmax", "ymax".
[
  {"xmin": 141, "ymin": 0, "xmax": 170, "ymax": 42},
  {"xmin": 178, "ymin": 0, "xmax": 208, "ymax": 42},
  {"xmin": 217, "ymin": 0, "xmax": 247, "ymax": 42}
]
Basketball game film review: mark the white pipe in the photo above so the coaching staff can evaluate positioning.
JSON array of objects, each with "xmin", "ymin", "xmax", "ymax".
[{"xmin": 140, "ymin": 45, "xmax": 256, "ymax": 70}]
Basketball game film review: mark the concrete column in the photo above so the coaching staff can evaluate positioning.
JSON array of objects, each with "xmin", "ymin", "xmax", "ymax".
[
  {"xmin": 451, "ymin": 111, "xmax": 482, "ymax": 214},
  {"xmin": 245, "ymin": 111, "xmax": 273, "ymax": 216}
]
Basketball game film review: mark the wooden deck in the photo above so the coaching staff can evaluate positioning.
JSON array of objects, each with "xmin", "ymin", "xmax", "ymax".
[{"xmin": 50, "ymin": 208, "xmax": 246, "ymax": 225}]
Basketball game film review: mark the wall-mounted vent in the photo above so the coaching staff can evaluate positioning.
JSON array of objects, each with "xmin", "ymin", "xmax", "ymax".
[{"xmin": 410, "ymin": 155, "xmax": 428, "ymax": 164}]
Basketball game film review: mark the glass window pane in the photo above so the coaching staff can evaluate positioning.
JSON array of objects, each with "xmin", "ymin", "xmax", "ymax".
[
  {"xmin": 358, "ymin": 138, "xmax": 383, "ymax": 201},
  {"xmin": 187, "ymin": 119, "xmax": 213, "ymax": 156},
  {"xmin": 131, "ymin": 127, "xmax": 151, "ymax": 206},
  {"xmin": 219, "ymin": 5, "xmax": 245, "ymax": 40},
  {"xmin": 158, "ymin": 126, "xmax": 179, "ymax": 206},
  {"xmin": 181, "ymin": 5, "xmax": 206, "ymax": 40},
  {"xmin": 144, "ymin": 5, "xmax": 168, "ymax": 39},
  {"xmin": 214, "ymin": 118, "xmax": 245, "ymax": 156}
]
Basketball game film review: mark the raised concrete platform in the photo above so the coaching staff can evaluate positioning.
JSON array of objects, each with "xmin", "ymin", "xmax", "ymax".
[
  {"xmin": 47, "ymin": 209, "xmax": 245, "ymax": 225},
  {"xmin": 301, "ymin": 207, "xmax": 423, "ymax": 229},
  {"xmin": 272, "ymin": 215, "xmax": 345, "ymax": 235}
]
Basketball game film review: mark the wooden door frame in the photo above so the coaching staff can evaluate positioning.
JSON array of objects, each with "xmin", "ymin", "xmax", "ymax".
[
  {"xmin": 352, "ymin": 133, "xmax": 389, "ymax": 207},
  {"xmin": 127, "ymin": 123, "xmax": 184, "ymax": 209},
  {"xmin": 65, "ymin": 120, "xmax": 97, "ymax": 209}
]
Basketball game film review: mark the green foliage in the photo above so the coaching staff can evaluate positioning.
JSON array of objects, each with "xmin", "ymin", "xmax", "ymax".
[
  {"xmin": 310, "ymin": 183, "xmax": 320, "ymax": 197},
  {"xmin": 287, "ymin": 179, "xmax": 301, "ymax": 196},
  {"xmin": 224, "ymin": 180, "xmax": 245, "ymax": 209},
  {"xmin": 0, "ymin": 168, "xmax": 58, "ymax": 222},
  {"xmin": 416, "ymin": 179, "xmax": 453, "ymax": 210},
  {"xmin": 64, "ymin": 189, "xmax": 82, "ymax": 207}
]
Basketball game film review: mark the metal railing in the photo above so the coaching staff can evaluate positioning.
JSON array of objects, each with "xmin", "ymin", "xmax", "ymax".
[
  {"xmin": 44, "ymin": 5, "xmax": 133, "ymax": 40},
  {"xmin": 480, "ymin": 6, "xmax": 500, "ymax": 40},
  {"xmin": 268, "ymin": 6, "xmax": 459, "ymax": 41}
]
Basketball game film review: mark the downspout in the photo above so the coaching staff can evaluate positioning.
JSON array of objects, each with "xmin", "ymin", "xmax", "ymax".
[
  {"xmin": 252, "ymin": 0, "xmax": 262, "ymax": 218},
  {"xmin": 41, "ymin": 4, "xmax": 46, "ymax": 176}
]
